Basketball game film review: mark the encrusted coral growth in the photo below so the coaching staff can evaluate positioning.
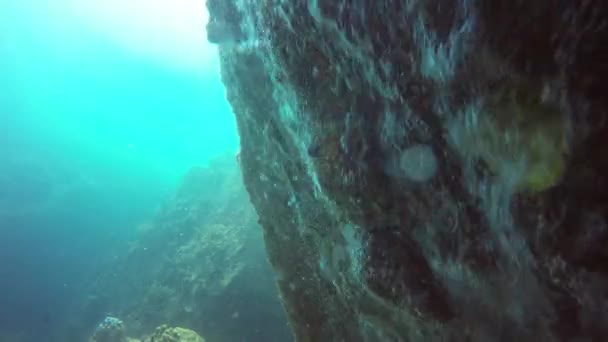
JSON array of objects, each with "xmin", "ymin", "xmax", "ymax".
[
  {"xmin": 449, "ymin": 79, "xmax": 571, "ymax": 193},
  {"xmin": 88, "ymin": 318, "xmax": 204, "ymax": 342},
  {"xmin": 142, "ymin": 325, "xmax": 204, "ymax": 342},
  {"xmin": 89, "ymin": 317, "xmax": 132, "ymax": 342}
]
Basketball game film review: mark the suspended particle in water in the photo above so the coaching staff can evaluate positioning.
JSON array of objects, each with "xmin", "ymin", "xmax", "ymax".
[{"xmin": 398, "ymin": 144, "xmax": 438, "ymax": 182}]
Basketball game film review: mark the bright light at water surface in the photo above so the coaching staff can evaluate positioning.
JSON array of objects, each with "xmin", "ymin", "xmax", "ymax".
[
  {"xmin": 0, "ymin": 2, "xmax": 239, "ymax": 339},
  {"xmin": 0, "ymin": 0, "xmax": 238, "ymax": 182},
  {"xmin": 71, "ymin": 0, "xmax": 214, "ymax": 73}
]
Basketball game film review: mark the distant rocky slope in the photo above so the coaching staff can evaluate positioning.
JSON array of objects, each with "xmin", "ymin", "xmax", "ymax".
[
  {"xmin": 207, "ymin": 1, "xmax": 608, "ymax": 341},
  {"xmin": 72, "ymin": 155, "xmax": 291, "ymax": 342},
  {"xmin": 89, "ymin": 317, "xmax": 205, "ymax": 342}
]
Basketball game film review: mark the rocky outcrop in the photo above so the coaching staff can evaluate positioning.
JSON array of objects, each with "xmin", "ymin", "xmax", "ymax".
[
  {"xmin": 142, "ymin": 325, "xmax": 204, "ymax": 342},
  {"xmin": 208, "ymin": 0, "xmax": 608, "ymax": 341},
  {"xmin": 89, "ymin": 317, "xmax": 140, "ymax": 342},
  {"xmin": 77, "ymin": 155, "xmax": 290, "ymax": 342},
  {"xmin": 88, "ymin": 318, "xmax": 204, "ymax": 342},
  {"xmin": 90, "ymin": 317, "xmax": 126, "ymax": 342}
]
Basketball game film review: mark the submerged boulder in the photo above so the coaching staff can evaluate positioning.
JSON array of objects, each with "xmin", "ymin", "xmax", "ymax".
[
  {"xmin": 142, "ymin": 325, "xmax": 204, "ymax": 342},
  {"xmin": 208, "ymin": 0, "xmax": 608, "ymax": 341},
  {"xmin": 89, "ymin": 317, "xmax": 139, "ymax": 342},
  {"xmin": 88, "ymin": 318, "xmax": 203, "ymax": 342}
]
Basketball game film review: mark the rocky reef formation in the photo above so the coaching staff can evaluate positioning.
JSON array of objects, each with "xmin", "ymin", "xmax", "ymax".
[
  {"xmin": 142, "ymin": 325, "xmax": 205, "ymax": 342},
  {"xmin": 90, "ymin": 317, "xmax": 130, "ymax": 342},
  {"xmin": 208, "ymin": 0, "xmax": 608, "ymax": 341},
  {"xmin": 71, "ymin": 155, "xmax": 290, "ymax": 342},
  {"xmin": 88, "ymin": 317, "xmax": 204, "ymax": 342}
]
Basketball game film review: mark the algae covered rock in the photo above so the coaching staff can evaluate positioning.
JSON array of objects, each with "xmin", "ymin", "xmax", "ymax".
[
  {"xmin": 143, "ymin": 325, "xmax": 204, "ymax": 342},
  {"xmin": 208, "ymin": 0, "xmax": 608, "ymax": 341},
  {"xmin": 88, "ymin": 318, "xmax": 201, "ymax": 342},
  {"xmin": 89, "ymin": 317, "xmax": 128, "ymax": 342},
  {"xmin": 78, "ymin": 155, "xmax": 290, "ymax": 341}
]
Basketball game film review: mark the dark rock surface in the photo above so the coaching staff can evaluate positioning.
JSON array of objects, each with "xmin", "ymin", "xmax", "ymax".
[{"xmin": 208, "ymin": 1, "xmax": 608, "ymax": 341}]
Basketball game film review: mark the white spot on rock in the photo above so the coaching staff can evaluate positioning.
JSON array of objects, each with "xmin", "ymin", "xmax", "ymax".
[{"xmin": 399, "ymin": 144, "xmax": 438, "ymax": 182}]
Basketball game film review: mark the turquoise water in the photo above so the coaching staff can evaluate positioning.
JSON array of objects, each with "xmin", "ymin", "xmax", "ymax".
[
  {"xmin": 0, "ymin": 1, "xmax": 241, "ymax": 340},
  {"xmin": 1, "ymin": 0, "xmax": 239, "ymax": 180}
]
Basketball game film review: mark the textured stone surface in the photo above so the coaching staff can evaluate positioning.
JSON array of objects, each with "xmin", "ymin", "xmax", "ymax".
[
  {"xmin": 89, "ymin": 317, "xmax": 128, "ymax": 342},
  {"xmin": 142, "ymin": 325, "xmax": 204, "ymax": 342},
  {"xmin": 208, "ymin": 1, "xmax": 608, "ymax": 341},
  {"xmin": 75, "ymin": 155, "xmax": 290, "ymax": 342}
]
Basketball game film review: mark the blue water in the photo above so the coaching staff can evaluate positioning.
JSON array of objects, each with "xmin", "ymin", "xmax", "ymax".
[{"xmin": 0, "ymin": 1, "xmax": 241, "ymax": 340}]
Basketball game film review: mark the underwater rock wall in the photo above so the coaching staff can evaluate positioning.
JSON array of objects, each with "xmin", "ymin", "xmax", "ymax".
[{"xmin": 208, "ymin": 0, "xmax": 608, "ymax": 341}]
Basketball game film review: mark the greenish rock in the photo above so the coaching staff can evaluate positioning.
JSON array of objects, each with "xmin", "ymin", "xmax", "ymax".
[{"xmin": 142, "ymin": 325, "xmax": 204, "ymax": 342}]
